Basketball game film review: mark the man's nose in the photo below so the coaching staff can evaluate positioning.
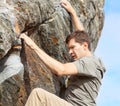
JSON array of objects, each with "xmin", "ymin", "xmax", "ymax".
[{"xmin": 69, "ymin": 49, "xmax": 73, "ymax": 54}]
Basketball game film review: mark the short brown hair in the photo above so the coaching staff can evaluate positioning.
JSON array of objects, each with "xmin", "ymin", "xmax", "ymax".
[{"xmin": 66, "ymin": 30, "xmax": 91, "ymax": 51}]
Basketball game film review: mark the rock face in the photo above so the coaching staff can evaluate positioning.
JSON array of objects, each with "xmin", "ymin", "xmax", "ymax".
[{"xmin": 0, "ymin": 0, "xmax": 104, "ymax": 105}]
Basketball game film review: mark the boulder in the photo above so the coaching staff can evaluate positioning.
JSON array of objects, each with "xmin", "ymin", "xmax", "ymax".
[{"xmin": 0, "ymin": 0, "xmax": 104, "ymax": 105}]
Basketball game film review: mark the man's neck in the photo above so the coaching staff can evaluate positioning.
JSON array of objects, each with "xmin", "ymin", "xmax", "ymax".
[{"xmin": 86, "ymin": 51, "xmax": 92, "ymax": 57}]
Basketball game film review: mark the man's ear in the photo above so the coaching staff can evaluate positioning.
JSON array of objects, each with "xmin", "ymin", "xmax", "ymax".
[{"xmin": 83, "ymin": 42, "xmax": 88, "ymax": 50}]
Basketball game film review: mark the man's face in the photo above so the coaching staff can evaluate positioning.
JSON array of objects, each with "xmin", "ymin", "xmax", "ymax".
[{"xmin": 67, "ymin": 38, "xmax": 86, "ymax": 60}]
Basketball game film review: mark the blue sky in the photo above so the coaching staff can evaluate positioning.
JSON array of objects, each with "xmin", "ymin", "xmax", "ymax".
[{"xmin": 95, "ymin": 0, "xmax": 120, "ymax": 106}]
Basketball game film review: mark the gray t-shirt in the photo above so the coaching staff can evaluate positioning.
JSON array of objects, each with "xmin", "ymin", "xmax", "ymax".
[{"xmin": 64, "ymin": 56, "xmax": 106, "ymax": 106}]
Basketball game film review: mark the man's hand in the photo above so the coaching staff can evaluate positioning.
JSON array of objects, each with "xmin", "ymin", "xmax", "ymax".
[
  {"xmin": 19, "ymin": 33, "xmax": 37, "ymax": 49},
  {"xmin": 60, "ymin": 0, "xmax": 84, "ymax": 31},
  {"xmin": 60, "ymin": 0, "xmax": 76, "ymax": 14}
]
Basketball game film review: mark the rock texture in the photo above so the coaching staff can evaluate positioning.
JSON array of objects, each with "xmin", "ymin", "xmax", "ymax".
[{"xmin": 0, "ymin": 0, "xmax": 104, "ymax": 106}]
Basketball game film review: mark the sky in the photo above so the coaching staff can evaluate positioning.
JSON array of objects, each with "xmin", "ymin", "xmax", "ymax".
[{"xmin": 95, "ymin": 0, "xmax": 120, "ymax": 106}]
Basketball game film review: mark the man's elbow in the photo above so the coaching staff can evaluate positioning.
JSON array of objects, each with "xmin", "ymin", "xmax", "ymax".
[
  {"xmin": 55, "ymin": 71, "xmax": 64, "ymax": 76},
  {"xmin": 52, "ymin": 64, "xmax": 66, "ymax": 76},
  {"xmin": 55, "ymin": 68, "xmax": 66, "ymax": 76}
]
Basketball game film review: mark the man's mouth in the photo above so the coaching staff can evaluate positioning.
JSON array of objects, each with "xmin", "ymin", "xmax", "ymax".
[{"xmin": 71, "ymin": 55, "xmax": 76, "ymax": 60}]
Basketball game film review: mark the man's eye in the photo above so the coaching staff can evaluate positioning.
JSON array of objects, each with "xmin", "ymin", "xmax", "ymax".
[
  {"xmin": 68, "ymin": 46, "xmax": 74, "ymax": 50},
  {"xmin": 71, "ymin": 46, "xmax": 74, "ymax": 49}
]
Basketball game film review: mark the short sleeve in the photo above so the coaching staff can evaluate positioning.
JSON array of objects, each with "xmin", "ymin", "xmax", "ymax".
[{"xmin": 73, "ymin": 57, "xmax": 101, "ymax": 78}]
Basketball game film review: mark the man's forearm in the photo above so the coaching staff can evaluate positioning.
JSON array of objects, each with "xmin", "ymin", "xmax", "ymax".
[
  {"xmin": 20, "ymin": 34, "xmax": 65, "ymax": 76},
  {"xmin": 60, "ymin": 0, "xmax": 84, "ymax": 31},
  {"xmin": 33, "ymin": 45, "xmax": 65, "ymax": 76},
  {"xmin": 70, "ymin": 11, "xmax": 84, "ymax": 31}
]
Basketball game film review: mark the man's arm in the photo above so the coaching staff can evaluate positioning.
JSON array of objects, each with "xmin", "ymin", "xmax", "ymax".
[
  {"xmin": 60, "ymin": 0, "xmax": 84, "ymax": 31},
  {"xmin": 20, "ymin": 34, "xmax": 78, "ymax": 76}
]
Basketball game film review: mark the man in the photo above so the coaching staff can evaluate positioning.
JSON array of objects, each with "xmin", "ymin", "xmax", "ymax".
[{"xmin": 20, "ymin": 0, "xmax": 106, "ymax": 106}]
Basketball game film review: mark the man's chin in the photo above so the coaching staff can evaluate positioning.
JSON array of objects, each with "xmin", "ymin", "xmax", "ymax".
[
  {"xmin": 73, "ymin": 56, "xmax": 81, "ymax": 60},
  {"xmin": 73, "ymin": 58, "xmax": 77, "ymax": 61},
  {"xmin": 72, "ymin": 56, "xmax": 78, "ymax": 61}
]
